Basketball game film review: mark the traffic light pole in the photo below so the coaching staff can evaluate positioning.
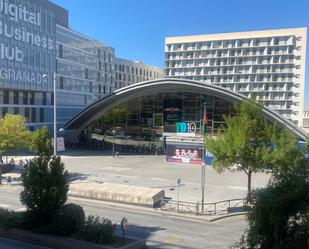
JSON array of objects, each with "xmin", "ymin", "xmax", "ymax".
[{"xmin": 201, "ymin": 102, "xmax": 206, "ymax": 212}]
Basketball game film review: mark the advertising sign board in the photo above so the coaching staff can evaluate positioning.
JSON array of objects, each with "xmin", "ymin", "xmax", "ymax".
[{"xmin": 166, "ymin": 144, "xmax": 203, "ymax": 164}]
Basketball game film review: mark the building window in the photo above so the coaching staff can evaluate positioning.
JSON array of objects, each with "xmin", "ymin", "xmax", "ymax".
[
  {"xmin": 40, "ymin": 108, "xmax": 44, "ymax": 123},
  {"xmin": 14, "ymin": 107, "xmax": 19, "ymax": 115},
  {"xmin": 59, "ymin": 76, "xmax": 64, "ymax": 89},
  {"xmin": 89, "ymin": 82, "xmax": 92, "ymax": 93},
  {"xmin": 14, "ymin": 91, "xmax": 19, "ymax": 105},
  {"xmin": 58, "ymin": 44, "xmax": 63, "ymax": 58},
  {"xmin": 30, "ymin": 92, "xmax": 35, "ymax": 105},
  {"xmin": 23, "ymin": 92, "xmax": 28, "ymax": 105},
  {"xmin": 2, "ymin": 107, "xmax": 8, "ymax": 117},
  {"xmin": 85, "ymin": 68, "xmax": 89, "ymax": 79},
  {"xmin": 25, "ymin": 108, "xmax": 30, "ymax": 120},
  {"xmin": 31, "ymin": 108, "xmax": 36, "ymax": 123},
  {"xmin": 4, "ymin": 91, "xmax": 9, "ymax": 104},
  {"xmin": 42, "ymin": 93, "xmax": 47, "ymax": 105}
]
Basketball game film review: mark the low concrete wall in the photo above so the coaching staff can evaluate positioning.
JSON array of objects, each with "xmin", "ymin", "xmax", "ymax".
[
  {"xmin": 69, "ymin": 182, "xmax": 165, "ymax": 207},
  {"xmin": 0, "ymin": 228, "xmax": 146, "ymax": 249}
]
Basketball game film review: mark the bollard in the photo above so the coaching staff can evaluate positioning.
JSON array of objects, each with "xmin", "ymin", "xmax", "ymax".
[
  {"xmin": 7, "ymin": 176, "xmax": 11, "ymax": 185},
  {"xmin": 196, "ymin": 201, "xmax": 199, "ymax": 216}
]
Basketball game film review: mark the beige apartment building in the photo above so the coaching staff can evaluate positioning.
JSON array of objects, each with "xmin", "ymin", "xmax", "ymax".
[
  {"xmin": 115, "ymin": 58, "xmax": 163, "ymax": 89},
  {"xmin": 165, "ymin": 28, "xmax": 307, "ymax": 126},
  {"xmin": 303, "ymin": 109, "xmax": 309, "ymax": 133}
]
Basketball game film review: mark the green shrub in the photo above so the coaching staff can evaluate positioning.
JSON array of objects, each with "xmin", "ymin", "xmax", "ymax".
[
  {"xmin": 0, "ymin": 209, "xmax": 35, "ymax": 230},
  {"xmin": 21, "ymin": 127, "xmax": 68, "ymax": 225},
  {"xmin": 51, "ymin": 203, "xmax": 85, "ymax": 236},
  {"xmin": 78, "ymin": 215, "xmax": 115, "ymax": 244},
  {"xmin": 0, "ymin": 208, "xmax": 17, "ymax": 228},
  {"xmin": 20, "ymin": 155, "xmax": 68, "ymax": 224}
]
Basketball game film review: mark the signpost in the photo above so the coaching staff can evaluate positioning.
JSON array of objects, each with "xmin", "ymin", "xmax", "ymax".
[
  {"xmin": 201, "ymin": 102, "xmax": 207, "ymax": 212},
  {"xmin": 177, "ymin": 177, "xmax": 181, "ymax": 213},
  {"xmin": 120, "ymin": 217, "xmax": 128, "ymax": 244}
]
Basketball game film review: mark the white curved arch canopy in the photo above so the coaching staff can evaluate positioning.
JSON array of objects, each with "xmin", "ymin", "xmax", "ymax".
[{"xmin": 64, "ymin": 78, "xmax": 308, "ymax": 140}]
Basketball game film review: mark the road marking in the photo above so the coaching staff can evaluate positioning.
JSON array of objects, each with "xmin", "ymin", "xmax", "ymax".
[
  {"xmin": 100, "ymin": 167, "xmax": 131, "ymax": 172},
  {"xmin": 228, "ymin": 186, "xmax": 247, "ymax": 190},
  {"xmin": 106, "ymin": 173, "xmax": 137, "ymax": 179},
  {"xmin": 163, "ymin": 235, "xmax": 183, "ymax": 244},
  {"xmin": 151, "ymin": 177, "xmax": 165, "ymax": 181},
  {"xmin": 0, "ymin": 204, "xmax": 10, "ymax": 209}
]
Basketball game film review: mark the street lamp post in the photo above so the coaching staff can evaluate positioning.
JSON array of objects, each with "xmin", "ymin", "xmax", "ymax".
[
  {"xmin": 43, "ymin": 73, "xmax": 57, "ymax": 156},
  {"xmin": 201, "ymin": 102, "xmax": 207, "ymax": 212},
  {"xmin": 53, "ymin": 73, "xmax": 57, "ymax": 156}
]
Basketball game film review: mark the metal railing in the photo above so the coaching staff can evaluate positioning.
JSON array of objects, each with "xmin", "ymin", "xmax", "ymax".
[{"xmin": 160, "ymin": 198, "xmax": 246, "ymax": 216}]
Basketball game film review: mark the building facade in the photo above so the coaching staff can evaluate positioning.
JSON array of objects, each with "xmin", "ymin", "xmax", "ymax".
[
  {"xmin": 165, "ymin": 28, "xmax": 307, "ymax": 126},
  {"xmin": 0, "ymin": 0, "xmax": 61, "ymax": 130},
  {"xmin": 0, "ymin": 0, "xmax": 162, "ymax": 131},
  {"xmin": 115, "ymin": 58, "xmax": 163, "ymax": 89},
  {"xmin": 303, "ymin": 109, "xmax": 309, "ymax": 133},
  {"xmin": 56, "ymin": 25, "xmax": 115, "ymax": 127}
]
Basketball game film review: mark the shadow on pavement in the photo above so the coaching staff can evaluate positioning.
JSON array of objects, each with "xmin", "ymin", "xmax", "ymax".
[
  {"xmin": 114, "ymin": 224, "xmax": 194, "ymax": 249},
  {"xmin": 60, "ymin": 149, "xmax": 164, "ymax": 158},
  {"xmin": 67, "ymin": 172, "xmax": 90, "ymax": 182},
  {"xmin": 60, "ymin": 150, "xmax": 112, "ymax": 157},
  {"xmin": 115, "ymin": 223, "xmax": 165, "ymax": 239}
]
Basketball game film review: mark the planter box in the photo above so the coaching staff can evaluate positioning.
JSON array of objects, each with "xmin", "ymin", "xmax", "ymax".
[
  {"xmin": 69, "ymin": 182, "xmax": 165, "ymax": 207},
  {"xmin": 0, "ymin": 227, "xmax": 146, "ymax": 249}
]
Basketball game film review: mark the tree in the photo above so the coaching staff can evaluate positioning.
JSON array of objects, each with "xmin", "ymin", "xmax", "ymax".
[
  {"xmin": 29, "ymin": 126, "xmax": 52, "ymax": 157},
  {"xmin": 231, "ymin": 160, "xmax": 309, "ymax": 249},
  {"xmin": 0, "ymin": 114, "xmax": 30, "ymax": 160},
  {"xmin": 263, "ymin": 125, "xmax": 305, "ymax": 176},
  {"xmin": 20, "ymin": 127, "xmax": 68, "ymax": 224},
  {"xmin": 205, "ymin": 100, "xmax": 301, "ymax": 195},
  {"xmin": 0, "ymin": 114, "xmax": 30, "ymax": 185}
]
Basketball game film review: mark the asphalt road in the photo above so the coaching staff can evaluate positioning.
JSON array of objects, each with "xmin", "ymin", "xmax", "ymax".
[
  {"xmin": 0, "ymin": 186, "xmax": 246, "ymax": 249},
  {"xmin": 0, "ymin": 237, "xmax": 51, "ymax": 249}
]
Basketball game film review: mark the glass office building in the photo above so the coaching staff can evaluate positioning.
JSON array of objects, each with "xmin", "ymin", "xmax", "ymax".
[
  {"xmin": 0, "ymin": 0, "xmax": 59, "ymax": 130},
  {"xmin": 115, "ymin": 58, "xmax": 163, "ymax": 89},
  {"xmin": 56, "ymin": 25, "xmax": 115, "ymax": 128},
  {"xmin": 0, "ymin": 0, "xmax": 162, "ymax": 131}
]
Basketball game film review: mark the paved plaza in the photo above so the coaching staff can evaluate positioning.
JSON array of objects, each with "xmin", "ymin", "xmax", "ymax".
[{"xmin": 60, "ymin": 150, "xmax": 270, "ymax": 204}]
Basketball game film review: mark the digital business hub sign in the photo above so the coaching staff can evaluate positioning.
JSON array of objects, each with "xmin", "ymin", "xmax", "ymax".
[{"xmin": 0, "ymin": 0, "xmax": 55, "ymax": 88}]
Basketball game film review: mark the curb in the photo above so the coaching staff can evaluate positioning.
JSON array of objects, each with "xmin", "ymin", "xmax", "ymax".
[
  {"xmin": 68, "ymin": 196, "xmax": 246, "ymax": 223},
  {"xmin": 208, "ymin": 212, "xmax": 247, "ymax": 222}
]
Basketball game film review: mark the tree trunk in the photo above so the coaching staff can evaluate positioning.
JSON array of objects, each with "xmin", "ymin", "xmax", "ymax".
[{"xmin": 247, "ymin": 170, "xmax": 252, "ymax": 199}]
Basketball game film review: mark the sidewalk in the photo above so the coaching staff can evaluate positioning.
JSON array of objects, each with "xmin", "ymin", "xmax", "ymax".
[
  {"xmin": 68, "ymin": 195, "xmax": 247, "ymax": 223},
  {"xmin": 0, "ymin": 182, "xmax": 247, "ymax": 223}
]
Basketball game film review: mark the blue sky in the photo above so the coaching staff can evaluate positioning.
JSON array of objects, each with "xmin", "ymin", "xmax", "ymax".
[{"xmin": 51, "ymin": 0, "xmax": 309, "ymax": 107}]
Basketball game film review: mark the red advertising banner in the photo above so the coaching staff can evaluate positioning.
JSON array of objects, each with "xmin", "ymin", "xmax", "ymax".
[{"xmin": 166, "ymin": 144, "xmax": 203, "ymax": 164}]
